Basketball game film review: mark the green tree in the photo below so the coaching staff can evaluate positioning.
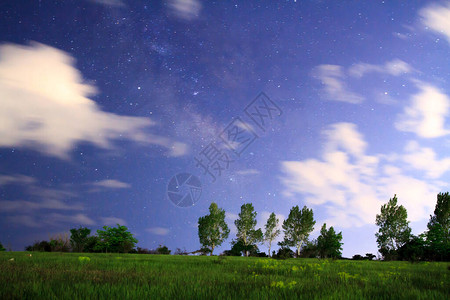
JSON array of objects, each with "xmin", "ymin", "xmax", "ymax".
[
  {"xmin": 198, "ymin": 202, "xmax": 230, "ymax": 256},
  {"xmin": 96, "ymin": 224, "xmax": 138, "ymax": 253},
  {"xmin": 316, "ymin": 223, "xmax": 343, "ymax": 258},
  {"xmin": 280, "ymin": 205, "xmax": 316, "ymax": 257},
  {"xmin": 375, "ymin": 194, "xmax": 411, "ymax": 259},
  {"xmin": 156, "ymin": 244, "xmax": 171, "ymax": 255},
  {"xmin": 426, "ymin": 192, "xmax": 449, "ymax": 260},
  {"xmin": 264, "ymin": 212, "xmax": 280, "ymax": 257},
  {"xmin": 0, "ymin": 242, "xmax": 5, "ymax": 251},
  {"xmin": 70, "ymin": 226, "xmax": 91, "ymax": 253},
  {"xmin": 235, "ymin": 203, "xmax": 263, "ymax": 257}
]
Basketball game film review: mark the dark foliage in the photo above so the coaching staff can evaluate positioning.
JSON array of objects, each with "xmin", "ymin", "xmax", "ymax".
[
  {"xmin": 25, "ymin": 240, "xmax": 51, "ymax": 252},
  {"xmin": 273, "ymin": 247, "xmax": 295, "ymax": 259}
]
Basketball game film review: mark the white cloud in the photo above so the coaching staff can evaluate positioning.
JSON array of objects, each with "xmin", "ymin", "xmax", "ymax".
[
  {"xmin": 349, "ymin": 59, "xmax": 413, "ymax": 78},
  {"xmin": 92, "ymin": 179, "xmax": 131, "ymax": 189},
  {"xmin": 402, "ymin": 141, "xmax": 450, "ymax": 179},
  {"xmin": 312, "ymin": 64, "xmax": 364, "ymax": 104},
  {"xmin": 280, "ymin": 122, "xmax": 442, "ymax": 228},
  {"xmin": 167, "ymin": 0, "xmax": 202, "ymax": 20},
  {"xmin": 49, "ymin": 213, "xmax": 96, "ymax": 225},
  {"xmin": 0, "ymin": 42, "xmax": 187, "ymax": 159},
  {"xmin": 0, "ymin": 174, "xmax": 36, "ymax": 186},
  {"xmin": 420, "ymin": 2, "xmax": 450, "ymax": 44},
  {"xmin": 0, "ymin": 199, "xmax": 83, "ymax": 213},
  {"xmin": 101, "ymin": 216, "xmax": 127, "ymax": 226},
  {"xmin": 146, "ymin": 227, "xmax": 170, "ymax": 236},
  {"xmin": 6, "ymin": 213, "xmax": 95, "ymax": 228},
  {"xmin": 395, "ymin": 83, "xmax": 449, "ymax": 138}
]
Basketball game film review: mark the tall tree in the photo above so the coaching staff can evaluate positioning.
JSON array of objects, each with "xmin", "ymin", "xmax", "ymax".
[
  {"xmin": 281, "ymin": 205, "xmax": 316, "ymax": 257},
  {"xmin": 235, "ymin": 203, "xmax": 263, "ymax": 257},
  {"xmin": 96, "ymin": 224, "xmax": 138, "ymax": 253},
  {"xmin": 316, "ymin": 223, "xmax": 343, "ymax": 258},
  {"xmin": 70, "ymin": 226, "xmax": 91, "ymax": 252},
  {"xmin": 426, "ymin": 192, "xmax": 449, "ymax": 260},
  {"xmin": 198, "ymin": 202, "xmax": 230, "ymax": 256},
  {"xmin": 375, "ymin": 194, "xmax": 411, "ymax": 259},
  {"xmin": 264, "ymin": 212, "xmax": 280, "ymax": 257}
]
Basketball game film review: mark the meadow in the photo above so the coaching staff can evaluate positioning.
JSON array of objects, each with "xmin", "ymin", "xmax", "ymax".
[{"xmin": 0, "ymin": 252, "xmax": 448, "ymax": 299}]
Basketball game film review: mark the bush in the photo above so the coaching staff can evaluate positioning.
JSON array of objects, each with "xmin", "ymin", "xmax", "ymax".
[
  {"xmin": 352, "ymin": 254, "xmax": 364, "ymax": 260},
  {"xmin": 274, "ymin": 247, "xmax": 294, "ymax": 259},
  {"xmin": 25, "ymin": 240, "xmax": 51, "ymax": 252},
  {"xmin": 156, "ymin": 245, "xmax": 171, "ymax": 255},
  {"xmin": 0, "ymin": 242, "xmax": 6, "ymax": 251}
]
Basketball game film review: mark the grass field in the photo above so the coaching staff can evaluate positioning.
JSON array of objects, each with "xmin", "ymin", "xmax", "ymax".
[{"xmin": 1, "ymin": 252, "xmax": 448, "ymax": 299}]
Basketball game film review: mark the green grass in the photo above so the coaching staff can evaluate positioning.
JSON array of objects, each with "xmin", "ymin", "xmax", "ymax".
[{"xmin": 1, "ymin": 252, "xmax": 448, "ymax": 299}]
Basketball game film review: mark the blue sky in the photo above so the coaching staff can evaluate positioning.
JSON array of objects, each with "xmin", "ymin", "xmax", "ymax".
[{"xmin": 0, "ymin": 0, "xmax": 449, "ymax": 257}]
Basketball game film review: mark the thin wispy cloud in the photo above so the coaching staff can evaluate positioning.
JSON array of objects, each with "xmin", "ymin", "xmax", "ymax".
[
  {"xmin": 167, "ymin": 0, "xmax": 202, "ymax": 20},
  {"xmin": 92, "ymin": 179, "xmax": 131, "ymax": 189},
  {"xmin": 348, "ymin": 59, "xmax": 413, "ymax": 78},
  {"xmin": 312, "ymin": 64, "xmax": 364, "ymax": 104},
  {"xmin": 0, "ymin": 199, "xmax": 83, "ymax": 213},
  {"xmin": 146, "ymin": 227, "xmax": 170, "ymax": 236}
]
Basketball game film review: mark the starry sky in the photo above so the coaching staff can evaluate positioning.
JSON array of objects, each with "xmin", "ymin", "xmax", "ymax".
[{"xmin": 0, "ymin": 0, "xmax": 449, "ymax": 257}]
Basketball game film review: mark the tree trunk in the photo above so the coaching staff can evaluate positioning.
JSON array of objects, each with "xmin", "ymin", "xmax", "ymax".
[
  {"xmin": 211, "ymin": 244, "xmax": 215, "ymax": 256},
  {"xmin": 268, "ymin": 244, "xmax": 271, "ymax": 257}
]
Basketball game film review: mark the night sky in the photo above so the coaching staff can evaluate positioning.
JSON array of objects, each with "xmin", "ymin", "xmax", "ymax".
[{"xmin": 0, "ymin": 0, "xmax": 449, "ymax": 258}]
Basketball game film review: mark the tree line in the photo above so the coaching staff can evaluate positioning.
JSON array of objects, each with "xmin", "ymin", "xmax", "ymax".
[
  {"xmin": 197, "ymin": 191, "xmax": 449, "ymax": 261},
  {"xmin": 374, "ymin": 192, "xmax": 449, "ymax": 261},
  {"xmin": 1, "ymin": 192, "xmax": 447, "ymax": 261},
  {"xmin": 198, "ymin": 202, "xmax": 343, "ymax": 259}
]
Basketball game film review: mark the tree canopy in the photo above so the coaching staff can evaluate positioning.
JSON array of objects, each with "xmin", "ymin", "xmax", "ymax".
[
  {"xmin": 70, "ymin": 226, "xmax": 91, "ymax": 253},
  {"xmin": 280, "ymin": 205, "xmax": 315, "ymax": 257},
  {"xmin": 425, "ymin": 192, "xmax": 449, "ymax": 260},
  {"xmin": 95, "ymin": 224, "xmax": 138, "ymax": 253},
  {"xmin": 235, "ymin": 203, "xmax": 263, "ymax": 257},
  {"xmin": 198, "ymin": 202, "xmax": 230, "ymax": 255},
  {"xmin": 316, "ymin": 223, "xmax": 343, "ymax": 258},
  {"xmin": 375, "ymin": 195, "xmax": 411, "ymax": 259},
  {"xmin": 264, "ymin": 212, "xmax": 280, "ymax": 257}
]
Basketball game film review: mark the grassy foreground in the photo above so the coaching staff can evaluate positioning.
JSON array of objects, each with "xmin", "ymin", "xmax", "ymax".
[{"xmin": 0, "ymin": 252, "xmax": 448, "ymax": 299}]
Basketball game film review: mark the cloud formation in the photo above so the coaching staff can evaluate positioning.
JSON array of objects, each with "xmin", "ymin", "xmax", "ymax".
[
  {"xmin": 167, "ymin": 0, "xmax": 202, "ymax": 20},
  {"xmin": 0, "ymin": 199, "xmax": 83, "ymax": 213},
  {"xmin": 420, "ymin": 1, "xmax": 450, "ymax": 44},
  {"xmin": 0, "ymin": 42, "xmax": 186, "ymax": 159},
  {"xmin": 146, "ymin": 227, "xmax": 170, "ymax": 236},
  {"xmin": 6, "ymin": 213, "xmax": 95, "ymax": 228},
  {"xmin": 395, "ymin": 83, "xmax": 449, "ymax": 138},
  {"xmin": 281, "ymin": 122, "xmax": 443, "ymax": 228},
  {"xmin": 92, "ymin": 179, "xmax": 131, "ymax": 189},
  {"xmin": 348, "ymin": 59, "xmax": 413, "ymax": 78},
  {"xmin": 312, "ymin": 65, "xmax": 363, "ymax": 104}
]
